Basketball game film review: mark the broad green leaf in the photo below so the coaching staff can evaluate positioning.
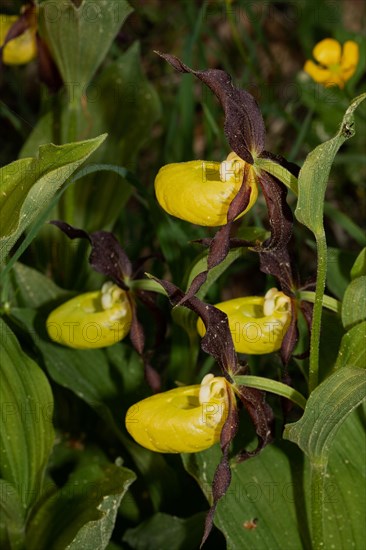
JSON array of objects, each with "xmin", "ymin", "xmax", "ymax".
[
  {"xmin": 319, "ymin": 404, "xmax": 366, "ymax": 549},
  {"xmin": 284, "ymin": 367, "xmax": 366, "ymax": 461},
  {"xmin": 26, "ymin": 462, "xmax": 136, "ymax": 550},
  {"xmin": 183, "ymin": 441, "xmax": 306, "ymax": 549},
  {"xmin": 342, "ymin": 276, "xmax": 366, "ymax": 329},
  {"xmin": 9, "ymin": 263, "xmax": 69, "ymax": 308},
  {"xmin": 19, "ymin": 43, "xmax": 160, "ymax": 233},
  {"xmin": 122, "ymin": 512, "xmax": 205, "ymax": 550},
  {"xmin": 39, "ymin": 0, "xmax": 133, "ymax": 93},
  {"xmin": 0, "ymin": 134, "xmax": 106, "ymax": 262},
  {"xmin": 10, "ymin": 308, "xmax": 133, "ymax": 427},
  {"xmin": 10, "ymin": 308, "xmax": 180, "ymax": 513},
  {"xmin": 295, "ymin": 93, "xmax": 366, "ymax": 235},
  {"xmin": 350, "ymin": 248, "xmax": 366, "ymax": 279},
  {"xmin": 0, "ymin": 318, "xmax": 54, "ymax": 511},
  {"xmin": 335, "ymin": 322, "xmax": 366, "ymax": 370},
  {"xmin": 183, "ymin": 407, "xmax": 366, "ymax": 550}
]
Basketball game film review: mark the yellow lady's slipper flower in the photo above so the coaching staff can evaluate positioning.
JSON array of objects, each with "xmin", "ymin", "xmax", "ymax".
[
  {"xmin": 125, "ymin": 374, "xmax": 233, "ymax": 453},
  {"xmin": 197, "ymin": 288, "xmax": 291, "ymax": 354},
  {"xmin": 154, "ymin": 152, "xmax": 258, "ymax": 226},
  {"xmin": 0, "ymin": 14, "xmax": 37, "ymax": 65},
  {"xmin": 304, "ymin": 38, "xmax": 359, "ymax": 88},
  {"xmin": 46, "ymin": 282, "xmax": 132, "ymax": 349}
]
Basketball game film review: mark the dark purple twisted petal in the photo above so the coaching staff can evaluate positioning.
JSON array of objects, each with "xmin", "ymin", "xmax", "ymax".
[
  {"xmin": 50, "ymin": 221, "xmax": 132, "ymax": 289},
  {"xmin": 255, "ymin": 171, "xmax": 296, "ymax": 294},
  {"xmin": 235, "ymin": 385, "xmax": 274, "ymax": 462},
  {"xmin": 280, "ymin": 299, "xmax": 299, "ymax": 365},
  {"xmin": 156, "ymin": 52, "xmax": 266, "ymax": 164},
  {"xmin": 200, "ymin": 390, "xmax": 239, "ymax": 546}
]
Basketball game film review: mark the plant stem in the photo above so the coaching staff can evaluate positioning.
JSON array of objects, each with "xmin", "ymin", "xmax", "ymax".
[
  {"xmin": 310, "ymin": 460, "xmax": 327, "ymax": 549},
  {"xmin": 308, "ymin": 231, "xmax": 328, "ymax": 392}
]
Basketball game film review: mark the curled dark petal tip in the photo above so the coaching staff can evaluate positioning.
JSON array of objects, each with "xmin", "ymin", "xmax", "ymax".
[{"xmin": 157, "ymin": 52, "xmax": 265, "ymax": 162}]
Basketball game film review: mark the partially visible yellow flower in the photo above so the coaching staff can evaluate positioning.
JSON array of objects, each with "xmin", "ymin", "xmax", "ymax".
[
  {"xmin": 304, "ymin": 38, "xmax": 359, "ymax": 88},
  {"xmin": 125, "ymin": 374, "xmax": 233, "ymax": 453},
  {"xmin": 197, "ymin": 288, "xmax": 291, "ymax": 354},
  {"xmin": 0, "ymin": 14, "xmax": 37, "ymax": 65},
  {"xmin": 154, "ymin": 152, "xmax": 258, "ymax": 226},
  {"xmin": 46, "ymin": 282, "xmax": 132, "ymax": 349}
]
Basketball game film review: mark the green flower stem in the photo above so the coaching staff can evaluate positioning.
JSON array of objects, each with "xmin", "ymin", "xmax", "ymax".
[
  {"xmin": 233, "ymin": 375, "xmax": 307, "ymax": 409},
  {"xmin": 299, "ymin": 291, "xmax": 341, "ymax": 314},
  {"xmin": 309, "ymin": 231, "xmax": 328, "ymax": 393},
  {"xmin": 130, "ymin": 278, "xmax": 168, "ymax": 296},
  {"xmin": 254, "ymin": 158, "xmax": 298, "ymax": 195},
  {"xmin": 310, "ymin": 460, "xmax": 327, "ymax": 549}
]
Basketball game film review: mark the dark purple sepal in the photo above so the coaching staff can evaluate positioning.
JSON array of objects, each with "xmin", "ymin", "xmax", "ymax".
[
  {"xmin": 128, "ymin": 299, "xmax": 161, "ymax": 393},
  {"xmin": 50, "ymin": 221, "xmax": 132, "ymax": 289},
  {"xmin": 235, "ymin": 385, "xmax": 274, "ymax": 462},
  {"xmin": 150, "ymin": 277, "xmax": 240, "ymax": 379},
  {"xmin": 200, "ymin": 390, "xmax": 239, "ymax": 547},
  {"xmin": 255, "ymin": 170, "xmax": 297, "ymax": 294},
  {"xmin": 135, "ymin": 289, "xmax": 167, "ymax": 350},
  {"xmin": 156, "ymin": 52, "xmax": 265, "ymax": 164},
  {"xmin": 290, "ymin": 299, "xmax": 313, "ymax": 361},
  {"xmin": 280, "ymin": 298, "xmax": 299, "ymax": 365}
]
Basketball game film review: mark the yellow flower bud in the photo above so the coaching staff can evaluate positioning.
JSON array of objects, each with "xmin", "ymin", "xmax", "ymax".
[
  {"xmin": 197, "ymin": 288, "xmax": 291, "ymax": 354},
  {"xmin": 125, "ymin": 374, "xmax": 233, "ymax": 453},
  {"xmin": 154, "ymin": 152, "xmax": 258, "ymax": 226},
  {"xmin": 46, "ymin": 282, "xmax": 132, "ymax": 349},
  {"xmin": 0, "ymin": 14, "xmax": 37, "ymax": 65}
]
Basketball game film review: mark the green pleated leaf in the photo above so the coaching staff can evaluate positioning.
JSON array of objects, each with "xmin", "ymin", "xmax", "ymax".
[
  {"xmin": 183, "ymin": 441, "xmax": 306, "ymax": 549},
  {"xmin": 283, "ymin": 367, "xmax": 366, "ymax": 461},
  {"xmin": 0, "ymin": 319, "xmax": 54, "ymax": 511},
  {"xmin": 182, "ymin": 406, "xmax": 365, "ymax": 549},
  {"xmin": 10, "ymin": 308, "xmax": 181, "ymax": 513},
  {"xmin": 26, "ymin": 462, "xmax": 136, "ymax": 550},
  {"xmin": 39, "ymin": 0, "xmax": 133, "ymax": 92},
  {"xmin": 319, "ymin": 404, "xmax": 366, "ymax": 549},
  {"xmin": 335, "ymin": 322, "xmax": 366, "ymax": 370},
  {"xmin": 341, "ymin": 276, "xmax": 366, "ymax": 329},
  {"xmin": 122, "ymin": 512, "xmax": 205, "ymax": 550},
  {"xmin": 0, "ymin": 134, "xmax": 106, "ymax": 262},
  {"xmin": 295, "ymin": 93, "xmax": 366, "ymax": 236},
  {"xmin": 9, "ymin": 263, "xmax": 69, "ymax": 308},
  {"xmin": 19, "ymin": 42, "xmax": 161, "ymax": 233}
]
